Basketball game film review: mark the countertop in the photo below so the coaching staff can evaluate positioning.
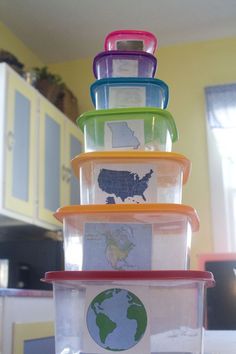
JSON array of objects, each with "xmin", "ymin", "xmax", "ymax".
[
  {"xmin": 204, "ymin": 330, "xmax": 236, "ymax": 353},
  {"xmin": 0, "ymin": 288, "xmax": 52, "ymax": 297}
]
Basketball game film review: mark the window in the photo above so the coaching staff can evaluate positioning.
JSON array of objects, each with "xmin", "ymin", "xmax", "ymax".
[{"xmin": 205, "ymin": 84, "xmax": 236, "ymax": 252}]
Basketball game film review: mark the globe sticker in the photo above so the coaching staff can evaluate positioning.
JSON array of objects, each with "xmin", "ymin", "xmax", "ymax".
[{"xmin": 84, "ymin": 286, "xmax": 150, "ymax": 354}]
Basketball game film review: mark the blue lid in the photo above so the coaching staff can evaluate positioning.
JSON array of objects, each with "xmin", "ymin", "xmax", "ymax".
[{"xmin": 90, "ymin": 77, "xmax": 169, "ymax": 108}]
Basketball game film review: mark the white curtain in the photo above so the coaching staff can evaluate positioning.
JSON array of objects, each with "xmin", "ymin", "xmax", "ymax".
[
  {"xmin": 205, "ymin": 83, "xmax": 236, "ymax": 251},
  {"xmin": 205, "ymin": 84, "xmax": 236, "ymax": 128}
]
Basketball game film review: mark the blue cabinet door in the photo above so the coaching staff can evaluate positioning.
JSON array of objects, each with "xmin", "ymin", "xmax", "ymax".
[
  {"xmin": 5, "ymin": 68, "xmax": 36, "ymax": 218},
  {"xmin": 38, "ymin": 98, "xmax": 64, "ymax": 227}
]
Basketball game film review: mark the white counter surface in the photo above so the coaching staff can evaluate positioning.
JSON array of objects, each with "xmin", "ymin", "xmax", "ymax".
[{"xmin": 204, "ymin": 330, "xmax": 236, "ymax": 354}]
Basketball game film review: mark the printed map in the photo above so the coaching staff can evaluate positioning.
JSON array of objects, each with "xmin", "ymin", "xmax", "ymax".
[
  {"xmin": 97, "ymin": 168, "xmax": 154, "ymax": 204},
  {"xmin": 107, "ymin": 121, "xmax": 140, "ymax": 149},
  {"xmin": 83, "ymin": 223, "xmax": 152, "ymax": 270},
  {"xmin": 86, "ymin": 288, "xmax": 147, "ymax": 351}
]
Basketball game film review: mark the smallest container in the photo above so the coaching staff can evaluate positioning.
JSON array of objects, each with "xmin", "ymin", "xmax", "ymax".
[
  {"xmin": 44, "ymin": 270, "xmax": 215, "ymax": 354},
  {"xmin": 93, "ymin": 51, "xmax": 157, "ymax": 79},
  {"xmin": 77, "ymin": 107, "xmax": 178, "ymax": 152},
  {"xmin": 90, "ymin": 77, "xmax": 169, "ymax": 110},
  {"xmin": 104, "ymin": 29, "xmax": 158, "ymax": 53}
]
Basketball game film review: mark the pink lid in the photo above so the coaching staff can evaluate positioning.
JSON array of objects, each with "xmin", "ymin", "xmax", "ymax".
[
  {"xmin": 43, "ymin": 270, "xmax": 215, "ymax": 287},
  {"xmin": 104, "ymin": 29, "xmax": 158, "ymax": 54}
]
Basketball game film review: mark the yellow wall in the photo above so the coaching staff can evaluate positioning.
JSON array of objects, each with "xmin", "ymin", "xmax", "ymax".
[
  {"xmin": 49, "ymin": 37, "xmax": 236, "ymax": 268},
  {"xmin": 48, "ymin": 57, "xmax": 94, "ymax": 114},
  {"xmin": 0, "ymin": 21, "xmax": 43, "ymax": 70}
]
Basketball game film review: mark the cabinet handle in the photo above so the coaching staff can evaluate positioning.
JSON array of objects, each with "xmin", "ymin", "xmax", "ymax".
[
  {"xmin": 61, "ymin": 165, "xmax": 67, "ymax": 181},
  {"xmin": 7, "ymin": 131, "xmax": 14, "ymax": 151},
  {"xmin": 66, "ymin": 167, "xmax": 72, "ymax": 183}
]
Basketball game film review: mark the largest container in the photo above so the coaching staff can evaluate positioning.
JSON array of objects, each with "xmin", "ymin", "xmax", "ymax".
[
  {"xmin": 44, "ymin": 270, "xmax": 214, "ymax": 354},
  {"xmin": 71, "ymin": 151, "xmax": 191, "ymax": 205},
  {"xmin": 54, "ymin": 203, "xmax": 199, "ymax": 271}
]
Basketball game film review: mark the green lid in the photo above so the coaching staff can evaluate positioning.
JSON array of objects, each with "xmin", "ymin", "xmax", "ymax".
[{"xmin": 77, "ymin": 107, "xmax": 178, "ymax": 143}]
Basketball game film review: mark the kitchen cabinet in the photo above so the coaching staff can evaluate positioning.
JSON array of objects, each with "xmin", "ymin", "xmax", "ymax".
[
  {"xmin": 0, "ymin": 63, "xmax": 37, "ymax": 224},
  {"xmin": 0, "ymin": 63, "xmax": 83, "ymax": 230},
  {"xmin": 38, "ymin": 97, "xmax": 82, "ymax": 227},
  {"xmin": 64, "ymin": 118, "xmax": 82, "ymax": 206}
]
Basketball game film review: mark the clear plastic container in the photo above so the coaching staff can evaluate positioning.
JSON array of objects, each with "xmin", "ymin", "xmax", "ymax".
[
  {"xmin": 104, "ymin": 29, "xmax": 158, "ymax": 53},
  {"xmin": 93, "ymin": 50, "xmax": 157, "ymax": 79},
  {"xmin": 43, "ymin": 270, "xmax": 214, "ymax": 354},
  {"xmin": 54, "ymin": 203, "xmax": 199, "ymax": 271},
  {"xmin": 90, "ymin": 78, "xmax": 169, "ymax": 110},
  {"xmin": 71, "ymin": 152, "xmax": 191, "ymax": 205},
  {"xmin": 77, "ymin": 107, "xmax": 178, "ymax": 152}
]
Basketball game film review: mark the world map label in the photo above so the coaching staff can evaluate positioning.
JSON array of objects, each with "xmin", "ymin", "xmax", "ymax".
[
  {"xmin": 83, "ymin": 285, "xmax": 151, "ymax": 354},
  {"xmin": 94, "ymin": 163, "xmax": 157, "ymax": 204},
  {"xmin": 104, "ymin": 119, "xmax": 145, "ymax": 150},
  {"xmin": 82, "ymin": 222, "xmax": 152, "ymax": 270}
]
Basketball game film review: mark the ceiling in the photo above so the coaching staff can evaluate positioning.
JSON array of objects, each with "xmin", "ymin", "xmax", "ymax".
[{"xmin": 0, "ymin": 0, "xmax": 236, "ymax": 63}]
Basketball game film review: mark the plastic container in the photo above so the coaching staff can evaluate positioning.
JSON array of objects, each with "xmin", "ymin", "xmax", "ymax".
[
  {"xmin": 90, "ymin": 78, "xmax": 169, "ymax": 110},
  {"xmin": 43, "ymin": 270, "xmax": 214, "ymax": 354},
  {"xmin": 104, "ymin": 29, "xmax": 158, "ymax": 54},
  {"xmin": 77, "ymin": 107, "xmax": 178, "ymax": 152},
  {"xmin": 71, "ymin": 152, "xmax": 191, "ymax": 205},
  {"xmin": 54, "ymin": 203, "xmax": 199, "ymax": 271},
  {"xmin": 93, "ymin": 50, "xmax": 157, "ymax": 79}
]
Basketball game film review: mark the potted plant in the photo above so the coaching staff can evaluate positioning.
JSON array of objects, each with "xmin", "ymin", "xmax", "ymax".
[{"xmin": 32, "ymin": 66, "xmax": 64, "ymax": 104}]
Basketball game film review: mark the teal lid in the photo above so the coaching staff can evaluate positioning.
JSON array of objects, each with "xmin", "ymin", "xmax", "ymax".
[
  {"xmin": 77, "ymin": 107, "xmax": 178, "ymax": 143},
  {"xmin": 90, "ymin": 77, "xmax": 169, "ymax": 108}
]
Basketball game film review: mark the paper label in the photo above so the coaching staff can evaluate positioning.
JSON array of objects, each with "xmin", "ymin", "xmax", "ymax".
[
  {"xmin": 83, "ymin": 222, "xmax": 152, "ymax": 270},
  {"xmin": 94, "ymin": 162, "xmax": 156, "ymax": 204},
  {"xmin": 83, "ymin": 285, "xmax": 150, "ymax": 354},
  {"xmin": 108, "ymin": 86, "xmax": 146, "ymax": 108},
  {"xmin": 116, "ymin": 39, "xmax": 144, "ymax": 51},
  {"xmin": 104, "ymin": 119, "xmax": 145, "ymax": 150},
  {"xmin": 112, "ymin": 59, "xmax": 138, "ymax": 77}
]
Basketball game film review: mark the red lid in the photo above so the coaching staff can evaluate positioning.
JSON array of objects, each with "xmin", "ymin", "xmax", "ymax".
[{"xmin": 43, "ymin": 270, "xmax": 215, "ymax": 287}]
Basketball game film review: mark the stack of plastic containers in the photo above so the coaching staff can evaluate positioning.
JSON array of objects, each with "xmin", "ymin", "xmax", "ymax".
[{"xmin": 44, "ymin": 30, "xmax": 215, "ymax": 354}]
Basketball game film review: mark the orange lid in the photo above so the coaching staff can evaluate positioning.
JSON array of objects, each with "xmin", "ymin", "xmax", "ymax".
[
  {"xmin": 71, "ymin": 151, "xmax": 191, "ymax": 184},
  {"xmin": 54, "ymin": 203, "xmax": 199, "ymax": 232}
]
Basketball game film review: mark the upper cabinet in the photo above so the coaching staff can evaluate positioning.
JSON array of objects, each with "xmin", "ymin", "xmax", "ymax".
[
  {"xmin": 37, "ymin": 96, "xmax": 83, "ymax": 227},
  {"xmin": 0, "ymin": 63, "xmax": 83, "ymax": 230},
  {"xmin": 0, "ymin": 63, "xmax": 38, "ymax": 223},
  {"xmin": 64, "ymin": 118, "xmax": 82, "ymax": 206}
]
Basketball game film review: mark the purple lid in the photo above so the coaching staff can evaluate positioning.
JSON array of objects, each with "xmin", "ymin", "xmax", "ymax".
[{"xmin": 93, "ymin": 50, "xmax": 157, "ymax": 79}]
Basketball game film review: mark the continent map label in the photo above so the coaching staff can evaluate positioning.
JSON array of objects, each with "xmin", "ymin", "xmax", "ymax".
[{"xmin": 82, "ymin": 222, "xmax": 152, "ymax": 270}]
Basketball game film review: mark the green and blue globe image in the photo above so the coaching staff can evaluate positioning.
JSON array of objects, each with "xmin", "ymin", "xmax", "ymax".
[{"xmin": 86, "ymin": 288, "xmax": 147, "ymax": 351}]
